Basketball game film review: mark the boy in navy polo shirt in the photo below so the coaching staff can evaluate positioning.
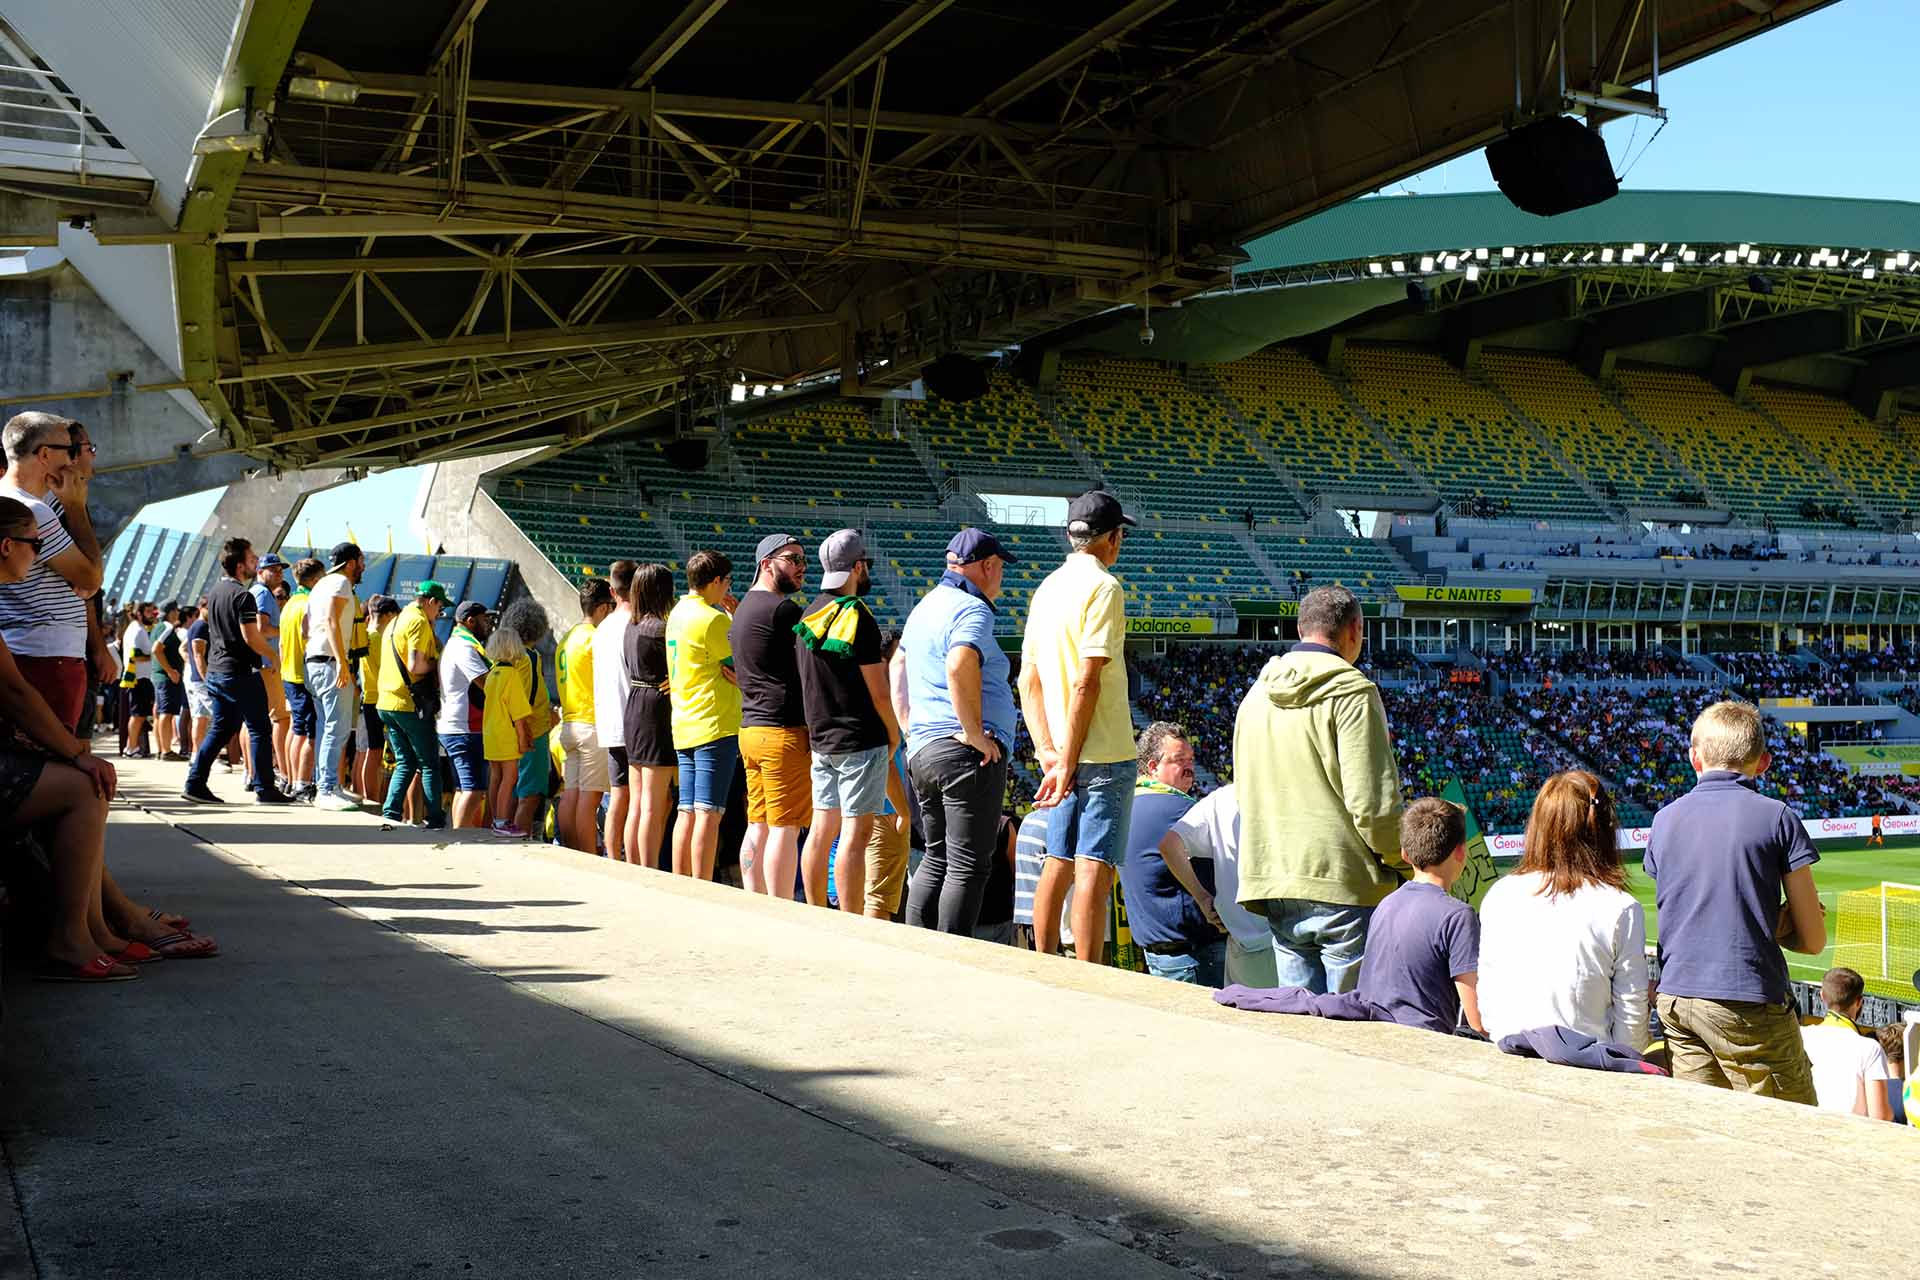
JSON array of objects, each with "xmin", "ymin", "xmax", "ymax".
[
  {"xmin": 1355, "ymin": 798, "xmax": 1484, "ymax": 1035},
  {"xmin": 1644, "ymin": 701, "xmax": 1826, "ymax": 1104}
]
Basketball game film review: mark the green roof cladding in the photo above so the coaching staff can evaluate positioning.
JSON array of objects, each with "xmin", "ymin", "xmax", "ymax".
[{"xmin": 1238, "ymin": 191, "xmax": 1920, "ymax": 272}]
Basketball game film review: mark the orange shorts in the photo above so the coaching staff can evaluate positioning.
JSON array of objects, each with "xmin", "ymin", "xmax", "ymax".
[{"xmin": 740, "ymin": 725, "xmax": 811, "ymax": 828}]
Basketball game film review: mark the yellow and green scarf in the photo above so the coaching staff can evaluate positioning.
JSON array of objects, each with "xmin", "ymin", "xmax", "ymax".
[{"xmin": 795, "ymin": 595, "xmax": 868, "ymax": 657}]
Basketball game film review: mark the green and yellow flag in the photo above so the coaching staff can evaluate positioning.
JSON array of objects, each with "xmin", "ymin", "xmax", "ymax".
[{"xmin": 1441, "ymin": 778, "xmax": 1501, "ymax": 910}]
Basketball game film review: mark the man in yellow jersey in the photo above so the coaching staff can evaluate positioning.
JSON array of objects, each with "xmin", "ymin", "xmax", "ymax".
[
  {"xmin": 278, "ymin": 557, "xmax": 325, "ymax": 800},
  {"xmin": 376, "ymin": 580, "xmax": 449, "ymax": 829},
  {"xmin": 556, "ymin": 578, "xmax": 614, "ymax": 852},
  {"xmin": 665, "ymin": 550, "xmax": 739, "ymax": 879}
]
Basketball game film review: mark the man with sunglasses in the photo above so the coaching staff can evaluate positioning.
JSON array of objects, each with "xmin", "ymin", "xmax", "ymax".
[
  {"xmin": 0, "ymin": 412, "xmax": 104, "ymax": 732},
  {"xmin": 730, "ymin": 533, "xmax": 813, "ymax": 895}
]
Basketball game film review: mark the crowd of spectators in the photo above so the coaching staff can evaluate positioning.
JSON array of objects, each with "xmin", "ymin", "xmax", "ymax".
[
  {"xmin": 1377, "ymin": 685, "xmax": 1578, "ymax": 833},
  {"xmin": 1479, "ymin": 646, "xmax": 1686, "ymax": 682},
  {"xmin": 1818, "ymin": 641, "xmax": 1920, "ymax": 682},
  {"xmin": 1713, "ymin": 651, "xmax": 1859, "ymax": 703}
]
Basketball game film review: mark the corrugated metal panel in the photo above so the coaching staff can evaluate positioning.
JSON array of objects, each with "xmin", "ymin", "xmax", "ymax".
[
  {"xmin": 1241, "ymin": 191, "xmax": 1920, "ymax": 272},
  {"xmin": 4, "ymin": 0, "xmax": 244, "ymax": 219}
]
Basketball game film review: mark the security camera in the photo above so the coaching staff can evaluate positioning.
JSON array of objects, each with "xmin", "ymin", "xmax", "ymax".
[{"xmin": 1138, "ymin": 321, "xmax": 1155, "ymax": 347}]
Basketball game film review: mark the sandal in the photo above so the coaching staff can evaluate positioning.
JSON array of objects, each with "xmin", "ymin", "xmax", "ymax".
[
  {"xmin": 37, "ymin": 955, "xmax": 138, "ymax": 982},
  {"xmin": 113, "ymin": 941, "xmax": 165, "ymax": 964},
  {"xmin": 147, "ymin": 907, "xmax": 192, "ymax": 931},
  {"xmin": 148, "ymin": 931, "xmax": 219, "ymax": 959}
]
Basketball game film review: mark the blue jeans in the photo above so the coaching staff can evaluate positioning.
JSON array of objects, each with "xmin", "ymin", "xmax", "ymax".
[
  {"xmin": 1042, "ymin": 759, "xmax": 1133, "ymax": 866},
  {"xmin": 379, "ymin": 708, "xmax": 443, "ymax": 823},
  {"xmin": 186, "ymin": 670, "xmax": 273, "ymax": 793},
  {"xmin": 1142, "ymin": 939, "xmax": 1228, "ymax": 988},
  {"xmin": 676, "ymin": 736, "xmax": 739, "ymax": 812},
  {"xmin": 442, "ymin": 731, "xmax": 486, "ymax": 792},
  {"xmin": 1262, "ymin": 899, "xmax": 1375, "ymax": 995},
  {"xmin": 306, "ymin": 657, "xmax": 353, "ymax": 796}
]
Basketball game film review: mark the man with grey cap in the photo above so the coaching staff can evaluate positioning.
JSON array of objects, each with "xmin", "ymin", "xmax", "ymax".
[
  {"xmin": 731, "ymin": 532, "xmax": 812, "ymax": 897},
  {"xmin": 894, "ymin": 528, "xmax": 1018, "ymax": 934},
  {"xmin": 1020, "ymin": 489, "xmax": 1137, "ymax": 962},
  {"xmin": 794, "ymin": 528, "xmax": 901, "ymax": 911},
  {"xmin": 306, "ymin": 541, "xmax": 366, "ymax": 809}
]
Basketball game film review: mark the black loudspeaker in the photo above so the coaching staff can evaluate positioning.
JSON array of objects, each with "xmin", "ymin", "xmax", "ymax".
[
  {"xmin": 1485, "ymin": 116, "xmax": 1619, "ymax": 217},
  {"xmin": 663, "ymin": 438, "xmax": 709, "ymax": 471},
  {"xmin": 923, "ymin": 353, "xmax": 990, "ymax": 402}
]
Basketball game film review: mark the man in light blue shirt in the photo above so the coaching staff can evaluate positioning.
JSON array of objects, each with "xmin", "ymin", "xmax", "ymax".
[{"xmin": 893, "ymin": 528, "xmax": 1017, "ymax": 934}]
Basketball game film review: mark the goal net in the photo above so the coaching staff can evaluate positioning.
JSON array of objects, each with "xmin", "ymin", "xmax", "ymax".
[{"xmin": 1832, "ymin": 882, "xmax": 1920, "ymax": 999}]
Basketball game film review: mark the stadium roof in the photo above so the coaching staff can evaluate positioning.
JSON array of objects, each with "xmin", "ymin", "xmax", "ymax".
[{"xmin": 1240, "ymin": 191, "xmax": 1920, "ymax": 274}]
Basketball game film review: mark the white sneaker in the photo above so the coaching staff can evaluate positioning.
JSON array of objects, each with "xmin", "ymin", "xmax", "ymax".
[{"xmin": 316, "ymin": 793, "xmax": 361, "ymax": 812}]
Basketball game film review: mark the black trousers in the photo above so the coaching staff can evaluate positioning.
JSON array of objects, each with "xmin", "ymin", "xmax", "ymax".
[{"xmin": 904, "ymin": 736, "xmax": 1009, "ymax": 935}]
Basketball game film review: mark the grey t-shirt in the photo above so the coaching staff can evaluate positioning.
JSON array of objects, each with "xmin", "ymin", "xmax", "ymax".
[{"xmin": 1357, "ymin": 881, "xmax": 1480, "ymax": 1033}]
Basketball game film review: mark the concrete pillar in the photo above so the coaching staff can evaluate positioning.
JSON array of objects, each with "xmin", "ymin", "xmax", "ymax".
[
  {"xmin": 196, "ymin": 466, "xmax": 355, "ymax": 552},
  {"xmin": 416, "ymin": 449, "xmax": 576, "ymax": 623}
]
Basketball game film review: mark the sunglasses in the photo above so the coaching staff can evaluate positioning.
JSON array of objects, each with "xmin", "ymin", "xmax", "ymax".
[
  {"xmin": 36, "ymin": 440, "xmax": 81, "ymax": 459},
  {"xmin": 2, "ymin": 531, "xmax": 45, "ymax": 553}
]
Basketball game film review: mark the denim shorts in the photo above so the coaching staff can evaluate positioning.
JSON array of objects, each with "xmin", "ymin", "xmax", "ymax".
[
  {"xmin": 810, "ymin": 743, "xmax": 889, "ymax": 817},
  {"xmin": 284, "ymin": 680, "xmax": 317, "ymax": 739},
  {"xmin": 443, "ymin": 731, "xmax": 486, "ymax": 792},
  {"xmin": 1043, "ymin": 759, "xmax": 1134, "ymax": 867},
  {"xmin": 186, "ymin": 681, "xmax": 214, "ymax": 719},
  {"xmin": 676, "ymin": 735, "xmax": 739, "ymax": 813}
]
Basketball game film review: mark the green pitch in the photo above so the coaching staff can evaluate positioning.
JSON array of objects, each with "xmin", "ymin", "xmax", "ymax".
[{"xmin": 1623, "ymin": 836, "xmax": 1920, "ymax": 997}]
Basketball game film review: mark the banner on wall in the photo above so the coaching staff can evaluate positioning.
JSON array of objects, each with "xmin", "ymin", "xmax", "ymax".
[
  {"xmin": 1486, "ymin": 814, "xmax": 1908, "ymax": 856},
  {"xmin": 1396, "ymin": 585, "xmax": 1535, "ymax": 605},
  {"xmin": 1125, "ymin": 615, "xmax": 1216, "ymax": 636}
]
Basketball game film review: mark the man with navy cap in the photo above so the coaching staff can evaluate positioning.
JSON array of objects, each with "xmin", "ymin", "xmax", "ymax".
[
  {"xmin": 1020, "ymin": 489, "xmax": 1137, "ymax": 961},
  {"xmin": 895, "ymin": 528, "xmax": 1018, "ymax": 934}
]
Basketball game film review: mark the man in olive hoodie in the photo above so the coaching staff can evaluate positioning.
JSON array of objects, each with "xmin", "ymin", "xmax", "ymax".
[{"xmin": 1232, "ymin": 584, "xmax": 1404, "ymax": 994}]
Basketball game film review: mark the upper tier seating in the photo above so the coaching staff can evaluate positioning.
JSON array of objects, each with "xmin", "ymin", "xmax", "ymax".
[
  {"xmin": 1341, "ymin": 345, "xmax": 1607, "ymax": 522},
  {"xmin": 902, "ymin": 375, "xmax": 1085, "ymax": 486},
  {"xmin": 1208, "ymin": 347, "xmax": 1428, "ymax": 500},
  {"xmin": 730, "ymin": 400, "xmax": 937, "ymax": 510},
  {"xmin": 1751, "ymin": 385, "xmax": 1920, "ymax": 524}
]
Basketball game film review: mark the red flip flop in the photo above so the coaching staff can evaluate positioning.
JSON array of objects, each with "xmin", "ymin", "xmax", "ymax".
[
  {"xmin": 36, "ymin": 954, "xmax": 138, "ymax": 982},
  {"xmin": 148, "ymin": 931, "xmax": 219, "ymax": 959},
  {"xmin": 113, "ymin": 941, "xmax": 164, "ymax": 964}
]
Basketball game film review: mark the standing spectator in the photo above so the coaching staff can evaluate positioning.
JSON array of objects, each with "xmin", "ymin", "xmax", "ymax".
[
  {"xmin": 152, "ymin": 602, "xmax": 187, "ymax": 760},
  {"xmin": 594, "ymin": 560, "xmax": 637, "ymax": 861},
  {"xmin": 184, "ymin": 600, "xmax": 212, "ymax": 757},
  {"xmin": 666, "ymin": 550, "xmax": 740, "ymax": 879},
  {"xmin": 483, "ymin": 620, "xmax": 539, "ymax": 839},
  {"xmin": 278, "ymin": 558, "xmax": 325, "ymax": 799},
  {"xmin": 1233, "ymin": 584, "xmax": 1403, "ymax": 994},
  {"xmin": 437, "ymin": 601, "xmax": 495, "ymax": 828},
  {"xmin": 490, "ymin": 599, "xmax": 554, "ymax": 839},
  {"xmin": 1020, "ymin": 490, "xmax": 1137, "ymax": 962},
  {"xmin": 306, "ymin": 543, "xmax": 366, "ymax": 810},
  {"xmin": 730, "ymin": 534, "xmax": 812, "ymax": 896},
  {"xmin": 250, "ymin": 553, "xmax": 291, "ymax": 786},
  {"xmin": 1645, "ymin": 701, "xmax": 1826, "ymax": 1103},
  {"xmin": 1162, "ymin": 784, "xmax": 1277, "ymax": 987},
  {"xmin": 1477, "ymin": 772, "xmax": 1649, "ymax": 1050},
  {"xmin": 182, "ymin": 538, "xmax": 294, "ymax": 804},
  {"xmin": 794, "ymin": 530, "xmax": 900, "ymax": 912},
  {"xmin": 356, "ymin": 596, "xmax": 399, "ymax": 804},
  {"xmin": 376, "ymin": 580, "xmax": 451, "ymax": 829},
  {"xmin": 898, "ymin": 529, "xmax": 1017, "ymax": 934},
  {"xmin": 120, "ymin": 600, "xmax": 157, "ymax": 758},
  {"xmin": 1801, "ymin": 968, "xmax": 1893, "ymax": 1119},
  {"xmin": 1123, "ymin": 723, "xmax": 1230, "ymax": 987},
  {"xmin": 556, "ymin": 578, "xmax": 614, "ymax": 852},
  {"xmin": 0, "ymin": 412, "xmax": 104, "ymax": 733},
  {"xmin": 622, "ymin": 564, "xmax": 677, "ymax": 868}
]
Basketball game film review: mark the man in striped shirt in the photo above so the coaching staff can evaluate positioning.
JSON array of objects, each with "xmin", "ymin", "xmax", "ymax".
[{"xmin": 0, "ymin": 412, "xmax": 103, "ymax": 732}]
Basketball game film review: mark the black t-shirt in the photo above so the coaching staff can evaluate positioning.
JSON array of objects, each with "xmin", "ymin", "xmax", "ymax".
[
  {"xmin": 205, "ymin": 577, "xmax": 261, "ymax": 678},
  {"xmin": 157, "ymin": 626, "xmax": 185, "ymax": 683},
  {"xmin": 793, "ymin": 593, "xmax": 885, "ymax": 755},
  {"xmin": 625, "ymin": 615, "xmax": 668, "ymax": 686},
  {"xmin": 729, "ymin": 589, "xmax": 805, "ymax": 728}
]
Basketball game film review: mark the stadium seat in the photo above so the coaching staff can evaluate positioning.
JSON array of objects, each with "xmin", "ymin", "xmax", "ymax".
[
  {"xmin": 1209, "ymin": 347, "xmax": 1428, "ymax": 500},
  {"xmin": 1750, "ymin": 385, "xmax": 1920, "ymax": 525},
  {"xmin": 903, "ymin": 375, "xmax": 1089, "ymax": 487}
]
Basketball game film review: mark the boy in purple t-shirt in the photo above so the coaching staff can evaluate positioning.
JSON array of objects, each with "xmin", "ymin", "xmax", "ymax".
[
  {"xmin": 1355, "ymin": 798, "xmax": 1485, "ymax": 1035},
  {"xmin": 1644, "ymin": 701, "xmax": 1825, "ymax": 1104}
]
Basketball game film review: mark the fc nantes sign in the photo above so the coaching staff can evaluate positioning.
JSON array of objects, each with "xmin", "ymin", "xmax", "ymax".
[
  {"xmin": 1395, "ymin": 585, "xmax": 1535, "ymax": 606},
  {"xmin": 1126, "ymin": 616, "xmax": 1215, "ymax": 636}
]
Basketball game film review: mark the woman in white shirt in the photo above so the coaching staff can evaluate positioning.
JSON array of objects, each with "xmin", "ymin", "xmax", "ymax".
[{"xmin": 1478, "ymin": 770, "xmax": 1650, "ymax": 1050}]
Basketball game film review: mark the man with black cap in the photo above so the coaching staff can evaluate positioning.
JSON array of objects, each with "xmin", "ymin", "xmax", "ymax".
[
  {"xmin": 376, "ymin": 579, "xmax": 451, "ymax": 828},
  {"xmin": 794, "ymin": 528, "xmax": 901, "ymax": 911},
  {"xmin": 306, "ymin": 541, "xmax": 366, "ymax": 809},
  {"xmin": 895, "ymin": 528, "xmax": 1018, "ymax": 933},
  {"xmin": 731, "ymin": 532, "xmax": 812, "ymax": 896},
  {"xmin": 1020, "ymin": 489, "xmax": 1137, "ymax": 962},
  {"xmin": 438, "ymin": 599, "xmax": 495, "ymax": 828}
]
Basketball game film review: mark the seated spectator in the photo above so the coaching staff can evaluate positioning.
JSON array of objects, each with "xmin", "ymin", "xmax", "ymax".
[
  {"xmin": 1122, "ymin": 722, "xmax": 1226, "ymax": 987},
  {"xmin": 1645, "ymin": 701, "xmax": 1826, "ymax": 1104},
  {"xmin": 1353, "ymin": 798, "xmax": 1483, "ymax": 1034},
  {"xmin": 1800, "ymin": 968, "xmax": 1892, "ymax": 1120},
  {"xmin": 1162, "ymin": 782, "xmax": 1275, "ymax": 987},
  {"xmin": 1477, "ymin": 772, "xmax": 1649, "ymax": 1050}
]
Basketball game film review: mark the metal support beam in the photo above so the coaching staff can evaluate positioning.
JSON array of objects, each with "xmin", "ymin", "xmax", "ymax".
[
  {"xmin": 1440, "ymin": 278, "xmax": 1578, "ymax": 370},
  {"xmin": 1709, "ymin": 307, "xmax": 1857, "ymax": 400},
  {"xmin": 1574, "ymin": 286, "xmax": 1719, "ymax": 381},
  {"xmin": 1850, "ymin": 339, "xmax": 1920, "ymax": 423}
]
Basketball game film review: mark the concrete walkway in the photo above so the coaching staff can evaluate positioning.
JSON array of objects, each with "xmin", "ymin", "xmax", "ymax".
[{"xmin": 4, "ymin": 759, "xmax": 1916, "ymax": 1279}]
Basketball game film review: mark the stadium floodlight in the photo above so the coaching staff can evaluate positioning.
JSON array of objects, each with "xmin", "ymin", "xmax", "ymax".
[
  {"xmin": 1886, "ymin": 258, "xmax": 1898, "ymax": 271},
  {"xmin": 1391, "ymin": 260, "xmax": 1406, "ymax": 273},
  {"xmin": 1465, "ymin": 263, "xmax": 1481, "ymax": 282},
  {"xmin": 1600, "ymin": 247, "xmax": 1614, "ymax": 263},
  {"xmin": 752, "ymin": 384, "xmax": 767, "ymax": 397},
  {"xmin": 1682, "ymin": 249, "xmax": 1696, "ymax": 263},
  {"xmin": 287, "ymin": 54, "xmax": 361, "ymax": 105},
  {"xmin": 1368, "ymin": 261, "xmax": 1383, "ymax": 275},
  {"xmin": 1419, "ymin": 255, "xmax": 1435, "ymax": 272},
  {"xmin": 1899, "ymin": 252, "xmax": 1912, "ymax": 267},
  {"xmin": 1475, "ymin": 248, "xmax": 1489, "ymax": 261},
  {"xmin": 1661, "ymin": 261, "xmax": 1676, "ymax": 274},
  {"xmin": 1580, "ymin": 249, "xmax": 1596, "ymax": 263},
  {"xmin": 1722, "ymin": 249, "xmax": 1738, "ymax": 264},
  {"xmin": 1864, "ymin": 266, "xmax": 1877, "ymax": 279},
  {"xmin": 1442, "ymin": 254, "xmax": 1458, "ymax": 270},
  {"xmin": 1532, "ymin": 250, "xmax": 1546, "ymax": 264},
  {"xmin": 729, "ymin": 384, "xmax": 746, "ymax": 403},
  {"xmin": 1633, "ymin": 243, "xmax": 1646, "ymax": 255},
  {"xmin": 771, "ymin": 383, "xmax": 784, "ymax": 393},
  {"xmin": 1501, "ymin": 246, "xmax": 1515, "ymax": 260}
]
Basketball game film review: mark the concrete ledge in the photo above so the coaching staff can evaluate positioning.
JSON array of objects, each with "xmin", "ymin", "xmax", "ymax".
[{"xmin": 3, "ymin": 759, "xmax": 1916, "ymax": 1278}]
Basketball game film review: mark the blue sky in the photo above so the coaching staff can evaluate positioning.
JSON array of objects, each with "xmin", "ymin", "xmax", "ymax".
[{"xmin": 124, "ymin": 0, "xmax": 1918, "ymax": 546}]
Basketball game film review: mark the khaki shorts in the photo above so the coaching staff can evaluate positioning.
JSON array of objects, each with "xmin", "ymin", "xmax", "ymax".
[
  {"xmin": 558, "ymin": 720, "xmax": 610, "ymax": 791},
  {"xmin": 261, "ymin": 666, "xmax": 289, "ymax": 724},
  {"xmin": 1655, "ymin": 993, "xmax": 1817, "ymax": 1105},
  {"xmin": 863, "ymin": 813, "xmax": 912, "ymax": 916},
  {"xmin": 740, "ymin": 725, "xmax": 811, "ymax": 828}
]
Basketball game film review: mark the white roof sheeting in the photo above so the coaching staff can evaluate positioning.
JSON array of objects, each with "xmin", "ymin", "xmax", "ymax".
[{"xmin": 3, "ymin": 0, "xmax": 244, "ymax": 219}]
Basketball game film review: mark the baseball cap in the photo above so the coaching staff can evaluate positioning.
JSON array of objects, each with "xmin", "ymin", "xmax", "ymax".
[
  {"xmin": 455, "ymin": 599, "xmax": 489, "ymax": 623},
  {"xmin": 755, "ymin": 532, "xmax": 804, "ymax": 563},
  {"xmin": 1066, "ymin": 489, "xmax": 1137, "ymax": 537},
  {"xmin": 818, "ymin": 529, "xmax": 868, "ymax": 592},
  {"xmin": 258, "ymin": 552, "xmax": 287, "ymax": 569},
  {"xmin": 416, "ymin": 579, "xmax": 452, "ymax": 606},
  {"xmin": 329, "ymin": 540, "xmax": 363, "ymax": 568},
  {"xmin": 946, "ymin": 528, "xmax": 1017, "ymax": 565}
]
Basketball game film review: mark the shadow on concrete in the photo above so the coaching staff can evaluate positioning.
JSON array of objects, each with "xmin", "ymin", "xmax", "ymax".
[
  {"xmin": 378, "ymin": 915, "xmax": 599, "ymax": 936},
  {"xmin": 296, "ymin": 881, "xmax": 484, "ymax": 892},
  {"xmin": 1, "ymin": 824, "xmax": 1392, "ymax": 1280},
  {"xmin": 324, "ymin": 896, "xmax": 586, "ymax": 912}
]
